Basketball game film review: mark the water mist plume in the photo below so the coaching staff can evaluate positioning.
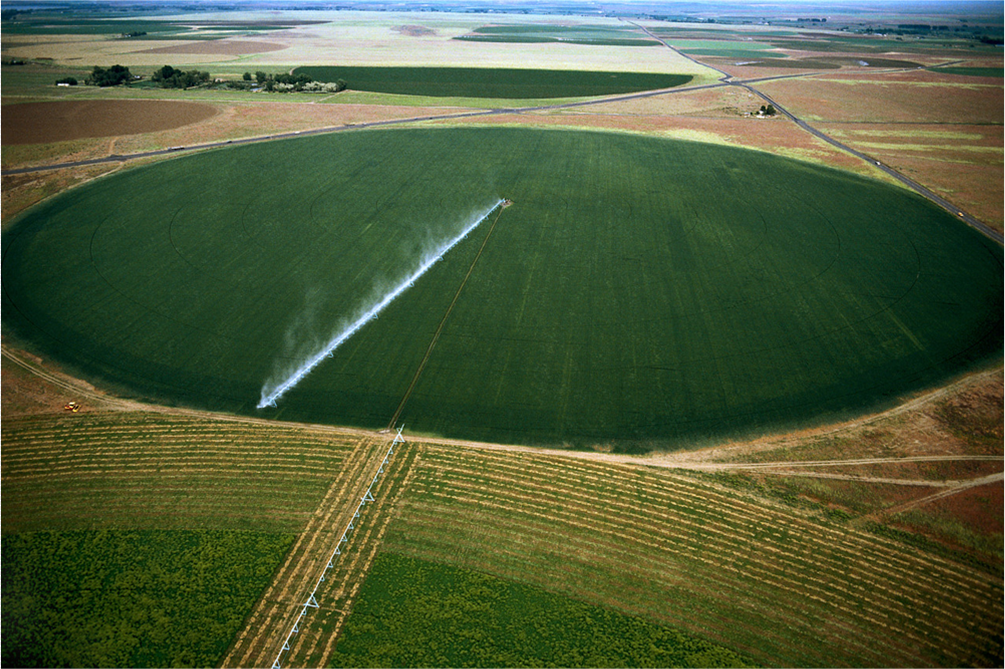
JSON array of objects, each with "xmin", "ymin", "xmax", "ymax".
[{"xmin": 258, "ymin": 199, "xmax": 505, "ymax": 409}]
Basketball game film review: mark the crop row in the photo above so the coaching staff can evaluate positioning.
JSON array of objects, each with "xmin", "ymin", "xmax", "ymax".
[
  {"xmin": 382, "ymin": 444, "xmax": 1002, "ymax": 667},
  {"xmin": 1, "ymin": 412, "xmax": 365, "ymax": 534},
  {"xmin": 431, "ymin": 448, "xmax": 996, "ymax": 600}
]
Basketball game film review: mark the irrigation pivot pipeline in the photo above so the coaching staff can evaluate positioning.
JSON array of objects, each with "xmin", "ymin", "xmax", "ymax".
[{"xmin": 258, "ymin": 199, "xmax": 507, "ymax": 409}]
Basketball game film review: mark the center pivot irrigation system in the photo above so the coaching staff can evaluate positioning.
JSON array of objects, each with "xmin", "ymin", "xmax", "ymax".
[
  {"xmin": 272, "ymin": 426, "xmax": 406, "ymax": 669},
  {"xmin": 258, "ymin": 199, "xmax": 508, "ymax": 409}
]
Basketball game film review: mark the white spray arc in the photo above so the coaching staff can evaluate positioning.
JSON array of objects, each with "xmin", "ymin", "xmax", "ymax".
[{"xmin": 258, "ymin": 199, "xmax": 506, "ymax": 409}]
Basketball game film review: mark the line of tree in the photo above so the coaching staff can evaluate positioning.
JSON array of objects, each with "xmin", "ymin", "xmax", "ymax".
[
  {"xmin": 85, "ymin": 65, "xmax": 132, "ymax": 87},
  {"xmin": 152, "ymin": 65, "xmax": 210, "ymax": 89}
]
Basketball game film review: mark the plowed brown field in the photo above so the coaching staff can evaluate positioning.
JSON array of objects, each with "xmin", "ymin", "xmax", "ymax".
[{"xmin": 2, "ymin": 99, "xmax": 218, "ymax": 145}]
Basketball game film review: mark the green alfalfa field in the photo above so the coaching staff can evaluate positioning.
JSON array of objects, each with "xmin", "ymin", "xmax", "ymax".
[
  {"xmin": 2, "ymin": 126, "xmax": 1002, "ymax": 450},
  {"xmin": 292, "ymin": 66, "xmax": 689, "ymax": 98}
]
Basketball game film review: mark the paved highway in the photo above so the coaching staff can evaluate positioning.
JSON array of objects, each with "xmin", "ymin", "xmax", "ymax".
[
  {"xmin": 632, "ymin": 21, "xmax": 1002, "ymax": 244},
  {"xmin": 1, "ymin": 81, "xmax": 730, "ymax": 177}
]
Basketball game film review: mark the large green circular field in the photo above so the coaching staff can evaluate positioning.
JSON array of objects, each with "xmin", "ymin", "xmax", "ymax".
[{"xmin": 3, "ymin": 127, "xmax": 1001, "ymax": 449}]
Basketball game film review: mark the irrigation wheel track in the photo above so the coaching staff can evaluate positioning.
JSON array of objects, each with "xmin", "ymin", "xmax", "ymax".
[
  {"xmin": 857, "ymin": 471, "xmax": 1004, "ymax": 522},
  {"xmin": 220, "ymin": 435, "xmax": 388, "ymax": 669},
  {"xmin": 282, "ymin": 444, "xmax": 419, "ymax": 668},
  {"xmin": 387, "ymin": 202, "xmax": 508, "ymax": 429}
]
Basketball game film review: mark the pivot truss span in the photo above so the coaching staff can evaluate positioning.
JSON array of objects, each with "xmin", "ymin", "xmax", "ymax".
[
  {"xmin": 258, "ymin": 199, "xmax": 506, "ymax": 409},
  {"xmin": 272, "ymin": 427, "xmax": 405, "ymax": 669}
]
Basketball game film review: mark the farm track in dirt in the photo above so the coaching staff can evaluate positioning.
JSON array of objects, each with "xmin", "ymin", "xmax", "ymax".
[{"xmin": 220, "ymin": 435, "xmax": 386, "ymax": 668}]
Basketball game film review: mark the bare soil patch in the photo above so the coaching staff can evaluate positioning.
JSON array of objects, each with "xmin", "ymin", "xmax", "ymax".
[
  {"xmin": 1, "ymin": 352, "xmax": 79, "ymax": 417},
  {"xmin": 393, "ymin": 25, "xmax": 437, "ymax": 37},
  {"xmin": 3, "ymin": 99, "xmax": 218, "ymax": 145},
  {"xmin": 139, "ymin": 40, "xmax": 287, "ymax": 56},
  {"xmin": 2, "ymin": 163, "xmax": 119, "ymax": 225}
]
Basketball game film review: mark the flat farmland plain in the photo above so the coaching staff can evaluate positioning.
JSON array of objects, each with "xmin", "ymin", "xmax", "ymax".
[
  {"xmin": 377, "ymin": 442, "xmax": 1003, "ymax": 667},
  {"xmin": 0, "ymin": 410, "xmax": 375, "ymax": 666},
  {"xmin": 1, "ymin": 11, "xmax": 1002, "ymax": 666},
  {"xmin": 3, "ymin": 127, "xmax": 1001, "ymax": 449},
  {"xmin": 755, "ymin": 70, "xmax": 1003, "ymax": 229},
  {"xmin": 756, "ymin": 71, "xmax": 1003, "ymax": 125},
  {"xmin": 293, "ymin": 65, "xmax": 691, "ymax": 98}
]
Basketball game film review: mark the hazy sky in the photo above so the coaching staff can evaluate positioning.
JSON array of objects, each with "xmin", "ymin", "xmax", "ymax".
[{"xmin": 15, "ymin": 0, "xmax": 1005, "ymax": 13}]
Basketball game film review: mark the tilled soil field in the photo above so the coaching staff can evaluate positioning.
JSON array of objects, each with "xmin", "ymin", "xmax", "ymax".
[{"xmin": 2, "ymin": 99, "xmax": 218, "ymax": 145}]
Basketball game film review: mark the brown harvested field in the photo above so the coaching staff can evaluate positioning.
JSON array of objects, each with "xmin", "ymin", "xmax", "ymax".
[
  {"xmin": 138, "ymin": 40, "xmax": 287, "ymax": 56},
  {"xmin": 818, "ymin": 123, "xmax": 1003, "ymax": 227},
  {"xmin": 570, "ymin": 84, "xmax": 767, "ymax": 117},
  {"xmin": 104, "ymin": 100, "xmax": 460, "ymax": 154},
  {"xmin": 1, "ymin": 100, "xmax": 460, "ymax": 171},
  {"xmin": 756, "ymin": 72, "xmax": 1003, "ymax": 124},
  {"xmin": 711, "ymin": 59, "xmax": 838, "ymax": 78},
  {"xmin": 2, "ymin": 99, "xmax": 218, "ymax": 145}
]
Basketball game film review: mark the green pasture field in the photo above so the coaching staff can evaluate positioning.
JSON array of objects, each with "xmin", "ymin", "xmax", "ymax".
[
  {"xmin": 663, "ymin": 39, "xmax": 788, "ymax": 59},
  {"xmin": 930, "ymin": 66, "xmax": 1004, "ymax": 77},
  {"xmin": 766, "ymin": 35, "xmax": 996, "ymax": 54},
  {"xmin": 2, "ymin": 127, "xmax": 1002, "ymax": 450},
  {"xmin": 0, "ymin": 19, "xmax": 180, "ymax": 35},
  {"xmin": 292, "ymin": 66, "xmax": 691, "ymax": 98},
  {"xmin": 329, "ymin": 551, "xmax": 753, "ymax": 668},
  {"xmin": 0, "ymin": 16, "xmax": 291, "ymax": 37},
  {"xmin": 1, "ymin": 529, "xmax": 294, "ymax": 667}
]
